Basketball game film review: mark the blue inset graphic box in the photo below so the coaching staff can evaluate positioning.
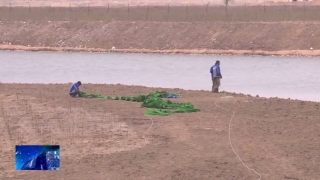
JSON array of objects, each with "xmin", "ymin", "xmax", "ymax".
[{"xmin": 15, "ymin": 145, "xmax": 60, "ymax": 170}]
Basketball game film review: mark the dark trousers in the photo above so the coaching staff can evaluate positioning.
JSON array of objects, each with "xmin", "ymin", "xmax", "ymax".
[
  {"xmin": 69, "ymin": 91, "xmax": 80, "ymax": 97},
  {"xmin": 212, "ymin": 77, "xmax": 221, "ymax": 93}
]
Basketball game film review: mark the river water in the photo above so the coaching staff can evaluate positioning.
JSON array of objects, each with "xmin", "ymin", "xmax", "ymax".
[{"xmin": 0, "ymin": 51, "xmax": 319, "ymax": 102}]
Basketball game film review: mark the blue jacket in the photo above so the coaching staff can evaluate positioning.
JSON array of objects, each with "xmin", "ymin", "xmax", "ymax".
[
  {"xmin": 210, "ymin": 65, "xmax": 222, "ymax": 78},
  {"xmin": 69, "ymin": 82, "xmax": 80, "ymax": 93}
]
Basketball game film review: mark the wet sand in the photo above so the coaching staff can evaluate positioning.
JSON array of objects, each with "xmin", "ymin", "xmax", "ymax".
[
  {"xmin": 0, "ymin": 83, "xmax": 319, "ymax": 180},
  {"xmin": 1, "ymin": 44, "xmax": 320, "ymax": 57}
]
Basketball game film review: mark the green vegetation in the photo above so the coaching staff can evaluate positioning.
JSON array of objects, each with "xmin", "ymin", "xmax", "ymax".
[{"xmin": 79, "ymin": 91, "xmax": 200, "ymax": 116}]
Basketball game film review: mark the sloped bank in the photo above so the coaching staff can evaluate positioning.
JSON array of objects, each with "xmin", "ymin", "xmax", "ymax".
[{"xmin": 0, "ymin": 21, "xmax": 319, "ymax": 56}]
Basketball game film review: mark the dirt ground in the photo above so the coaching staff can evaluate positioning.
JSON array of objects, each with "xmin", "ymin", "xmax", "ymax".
[
  {"xmin": 2, "ymin": 0, "xmax": 316, "ymax": 7},
  {"xmin": 2, "ymin": 0, "xmax": 320, "ymax": 6},
  {"xmin": 0, "ymin": 83, "xmax": 319, "ymax": 180},
  {"xmin": 0, "ymin": 21, "xmax": 320, "ymax": 56},
  {"xmin": 0, "ymin": 2, "xmax": 320, "ymax": 56}
]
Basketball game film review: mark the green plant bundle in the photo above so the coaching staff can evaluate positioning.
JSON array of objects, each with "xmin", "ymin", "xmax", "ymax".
[{"xmin": 79, "ymin": 91, "xmax": 200, "ymax": 116}]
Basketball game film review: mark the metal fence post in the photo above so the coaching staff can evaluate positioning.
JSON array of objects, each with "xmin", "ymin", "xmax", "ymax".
[
  {"xmin": 146, "ymin": 5, "xmax": 148, "ymax": 20},
  {"xmin": 206, "ymin": 3, "xmax": 208, "ymax": 13},
  {"xmin": 186, "ymin": 5, "xmax": 188, "ymax": 21},
  {"xmin": 69, "ymin": 4, "xmax": 71, "ymax": 21}
]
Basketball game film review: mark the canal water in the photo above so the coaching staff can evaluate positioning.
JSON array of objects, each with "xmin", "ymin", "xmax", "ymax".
[{"xmin": 0, "ymin": 51, "xmax": 319, "ymax": 102}]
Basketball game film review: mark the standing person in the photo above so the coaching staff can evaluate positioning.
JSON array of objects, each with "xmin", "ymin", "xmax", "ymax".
[
  {"xmin": 210, "ymin": 61, "xmax": 222, "ymax": 93},
  {"xmin": 69, "ymin": 81, "xmax": 82, "ymax": 97}
]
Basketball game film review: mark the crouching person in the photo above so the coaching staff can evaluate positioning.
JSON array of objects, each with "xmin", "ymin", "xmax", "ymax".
[{"xmin": 69, "ymin": 81, "xmax": 82, "ymax": 97}]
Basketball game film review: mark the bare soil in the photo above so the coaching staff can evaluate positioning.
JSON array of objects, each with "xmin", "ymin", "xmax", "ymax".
[
  {"xmin": 2, "ymin": 0, "xmax": 320, "ymax": 7},
  {"xmin": 0, "ymin": 83, "xmax": 319, "ymax": 180},
  {"xmin": 0, "ymin": 3, "xmax": 320, "ymax": 56},
  {"xmin": 2, "ymin": 0, "xmax": 315, "ymax": 7},
  {"xmin": 0, "ymin": 20, "xmax": 320, "ymax": 56}
]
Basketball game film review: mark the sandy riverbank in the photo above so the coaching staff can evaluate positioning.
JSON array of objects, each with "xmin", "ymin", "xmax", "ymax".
[
  {"xmin": 0, "ymin": 21, "xmax": 320, "ymax": 56},
  {"xmin": 0, "ymin": 83, "xmax": 319, "ymax": 180},
  {"xmin": 1, "ymin": 44, "xmax": 320, "ymax": 57}
]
